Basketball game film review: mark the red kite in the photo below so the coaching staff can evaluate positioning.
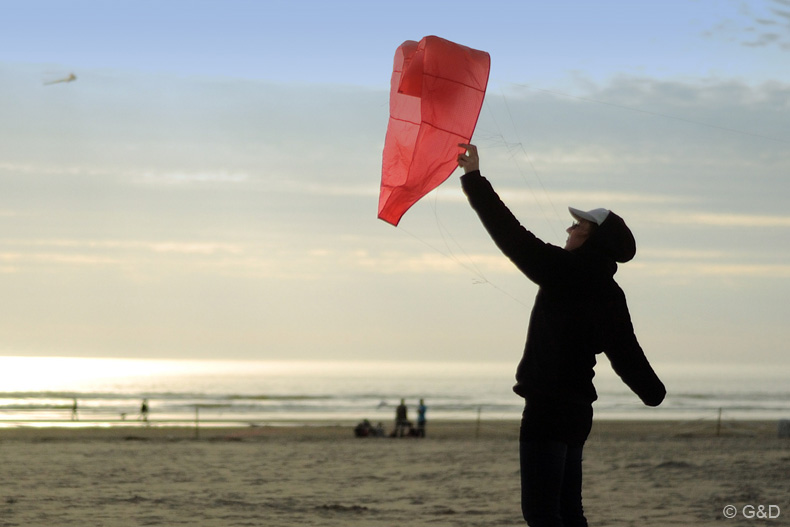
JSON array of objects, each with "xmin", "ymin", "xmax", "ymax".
[{"xmin": 378, "ymin": 36, "xmax": 490, "ymax": 226}]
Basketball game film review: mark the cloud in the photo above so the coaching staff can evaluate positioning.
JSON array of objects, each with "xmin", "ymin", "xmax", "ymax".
[
  {"xmin": 1, "ymin": 62, "xmax": 788, "ymax": 362},
  {"xmin": 637, "ymin": 210, "xmax": 790, "ymax": 228},
  {"xmin": 139, "ymin": 171, "xmax": 250, "ymax": 185},
  {"xmin": 721, "ymin": 0, "xmax": 790, "ymax": 50},
  {"xmin": 632, "ymin": 260, "xmax": 790, "ymax": 278}
]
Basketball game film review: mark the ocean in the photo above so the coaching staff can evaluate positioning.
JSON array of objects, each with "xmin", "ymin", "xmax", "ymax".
[{"xmin": 0, "ymin": 357, "xmax": 788, "ymax": 427}]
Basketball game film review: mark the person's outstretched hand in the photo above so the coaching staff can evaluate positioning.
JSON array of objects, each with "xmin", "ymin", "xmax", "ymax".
[{"xmin": 457, "ymin": 143, "xmax": 479, "ymax": 174}]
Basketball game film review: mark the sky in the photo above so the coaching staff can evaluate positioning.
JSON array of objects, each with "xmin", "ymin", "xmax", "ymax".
[{"xmin": 0, "ymin": 0, "xmax": 788, "ymax": 368}]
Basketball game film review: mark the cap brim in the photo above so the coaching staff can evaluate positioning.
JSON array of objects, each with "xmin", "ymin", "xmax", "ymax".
[{"xmin": 569, "ymin": 207, "xmax": 597, "ymax": 224}]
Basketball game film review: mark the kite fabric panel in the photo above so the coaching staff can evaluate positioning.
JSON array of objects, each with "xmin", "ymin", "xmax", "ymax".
[{"xmin": 378, "ymin": 36, "xmax": 491, "ymax": 226}]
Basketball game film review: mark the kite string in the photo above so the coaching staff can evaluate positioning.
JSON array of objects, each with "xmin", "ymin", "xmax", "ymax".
[
  {"xmin": 427, "ymin": 191, "xmax": 529, "ymax": 303},
  {"xmin": 396, "ymin": 79, "xmax": 789, "ymax": 307},
  {"xmin": 484, "ymin": 89, "xmax": 565, "ymax": 242},
  {"xmin": 399, "ymin": 217, "xmax": 532, "ymax": 309},
  {"xmin": 428, "ymin": 190, "xmax": 485, "ymax": 278},
  {"xmin": 390, "ymin": 90, "xmax": 570, "ymax": 310}
]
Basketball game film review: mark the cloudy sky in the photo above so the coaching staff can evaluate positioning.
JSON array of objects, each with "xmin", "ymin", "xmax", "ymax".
[{"xmin": 1, "ymin": 0, "xmax": 788, "ymax": 369}]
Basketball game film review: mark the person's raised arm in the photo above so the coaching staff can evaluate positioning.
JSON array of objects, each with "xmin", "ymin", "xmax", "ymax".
[{"xmin": 457, "ymin": 144, "xmax": 573, "ymax": 286}]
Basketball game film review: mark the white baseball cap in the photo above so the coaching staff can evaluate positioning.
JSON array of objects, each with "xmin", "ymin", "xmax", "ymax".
[{"xmin": 569, "ymin": 207, "xmax": 610, "ymax": 226}]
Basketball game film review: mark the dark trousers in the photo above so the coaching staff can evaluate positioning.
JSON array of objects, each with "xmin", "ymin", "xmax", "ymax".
[
  {"xmin": 519, "ymin": 399, "xmax": 591, "ymax": 526},
  {"xmin": 520, "ymin": 440, "xmax": 587, "ymax": 526}
]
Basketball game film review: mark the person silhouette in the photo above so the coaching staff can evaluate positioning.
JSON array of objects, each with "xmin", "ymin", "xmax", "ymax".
[
  {"xmin": 416, "ymin": 399, "xmax": 427, "ymax": 438},
  {"xmin": 394, "ymin": 399, "xmax": 409, "ymax": 437},
  {"xmin": 140, "ymin": 399, "xmax": 149, "ymax": 424},
  {"xmin": 458, "ymin": 144, "xmax": 665, "ymax": 526}
]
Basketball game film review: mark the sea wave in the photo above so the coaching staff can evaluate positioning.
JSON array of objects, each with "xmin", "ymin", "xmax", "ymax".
[{"xmin": 0, "ymin": 357, "xmax": 788, "ymax": 426}]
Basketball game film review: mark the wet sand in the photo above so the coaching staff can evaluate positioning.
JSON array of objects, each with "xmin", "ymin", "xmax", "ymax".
[{"xmin": 0, "ymin": 420, "xmax": 787, "ymax": 526}]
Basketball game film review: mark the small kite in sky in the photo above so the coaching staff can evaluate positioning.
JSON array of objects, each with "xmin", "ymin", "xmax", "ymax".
[
  {"xmin": 378, "ymin": 36, "xmax": 490, "ymax": 226},
  {"xmin": 44, "ymin": 73, "xmax": 77, "ymax": 86}
]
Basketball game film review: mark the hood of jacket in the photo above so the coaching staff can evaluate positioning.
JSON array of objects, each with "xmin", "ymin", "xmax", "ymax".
[{"xmin": 580, "ymin": 211, "xmax": 636, "ymax": 264}]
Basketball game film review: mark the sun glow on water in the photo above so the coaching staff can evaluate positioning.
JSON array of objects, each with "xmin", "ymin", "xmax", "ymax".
[
  {"xmin": 0, "ymin": 357, "xmax": 191, "ymax": 392},
  {"xmin": 0, "ymin": 357, "xmax": 788, "ymax": 424},
  {"xmin": 0, "ymin": 356, "xmax": 513, "ymax": 394}
]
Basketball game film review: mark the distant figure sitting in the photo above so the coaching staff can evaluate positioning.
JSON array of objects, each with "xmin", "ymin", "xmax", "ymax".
[
  {"xmin": 394, "ymin": 398, "xmax": 410, "ymax": 437},
  {"xmin": 354, "ymin": 419, "xmax": 373, "ymax": 437}
]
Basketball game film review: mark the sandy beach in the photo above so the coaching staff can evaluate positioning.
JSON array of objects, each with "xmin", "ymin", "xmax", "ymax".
[{"xmin": 0, "ymin": 420, "xmax": 787, "ymax": 526}]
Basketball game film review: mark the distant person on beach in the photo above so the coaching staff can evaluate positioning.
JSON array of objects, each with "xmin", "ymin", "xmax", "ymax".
[
  {"xmin": 140, "ymin": 399, "xmax": 149, "ymax": 423},
  {"xmin": 458, "ymin": 144, "xmax": 666, "ymax": 527},
  {"xmin": 416, "ymin": 399, "xmax": 427, "ymax": 438},
  {"xmin": 394, "ymin": 399, "xmax": 409, "ymax": 437},
  {"xmin": 71, "ymin": 398, "xmax": 78, "ymax": 421}
]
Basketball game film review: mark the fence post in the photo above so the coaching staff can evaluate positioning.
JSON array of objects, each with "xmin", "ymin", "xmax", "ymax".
[{"xmin": 716, "ymin": 407, "xmax": 722, "ymax": 436}]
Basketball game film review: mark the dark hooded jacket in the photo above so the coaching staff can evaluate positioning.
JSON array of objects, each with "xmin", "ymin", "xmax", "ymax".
[{"xmin": 461, "ymin": 171, "xmax": 665, "ymax": 410}]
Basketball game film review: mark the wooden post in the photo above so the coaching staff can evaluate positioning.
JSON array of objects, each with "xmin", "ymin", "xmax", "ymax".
[{"xmin": 716, "ymin": 407, "xmax": 722, "ymax": 436}]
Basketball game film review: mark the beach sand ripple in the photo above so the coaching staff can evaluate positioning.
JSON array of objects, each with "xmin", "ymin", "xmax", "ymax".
[{"xmin": 0, "ymin": 420, "xmax": 787, "ymax": 526}]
